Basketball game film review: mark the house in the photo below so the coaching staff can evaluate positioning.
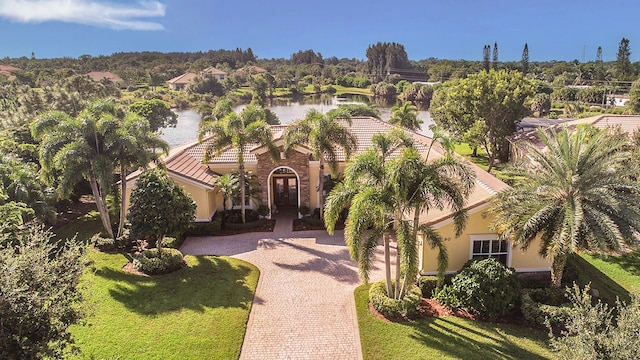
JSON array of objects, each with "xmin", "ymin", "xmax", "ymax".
[
  {"xmin": 168, "ymin": 67, "xmax": 227, "ymax": 90},
  {"xmin": 86, "ymin": 71, "xmax": 125, "ymax": 87},
  {"xmin": 509, "ymin": 115, "xmax": 640, "ymax": 162},
  {"xmin": 125, "ymin": 117, "xmax": 551, "ymax": 274},
  {"xmin": 201, "ymin": 66, "xmax": 227, "ymax": 82},
  {"xmin": 0, "ymin": 65, "xmax": 21, "ymax": 81},
  {"xmin": 236, "ymin": 65, "xmax": 267, "ymax": 76}
]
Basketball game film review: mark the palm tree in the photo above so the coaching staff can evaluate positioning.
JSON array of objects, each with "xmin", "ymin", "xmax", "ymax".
[
  {"xmin": 31, "ymin": 99, "xmax": 123, "ymax": 238},
  {"xmin": 489, "ymin": 126, "xmax": 640, "ymax": 288},
  {"xmin": 214, "ymin": 173, "xmax": 239, "ymax": 211},
  {"xmin": 110, "ymin": 113, "xmax": 168, "ymax": 238},
  {"xmin": 325, "ymin": 129, "xmax": 413, "ymax": 297},
  {"xmin": 389, "ymin": 101, "xmax": 422, "ymax": 131},
  {"xmin": 284, "ymin": 108, "xmax": 357, "ymax": 220},
  {"xmin": 391, "ymin": 142, "xmax": 475, "ymax": 296},
  {"xmin": 198, "ymin": 105, "xmax": 278, "ymax": 223}
]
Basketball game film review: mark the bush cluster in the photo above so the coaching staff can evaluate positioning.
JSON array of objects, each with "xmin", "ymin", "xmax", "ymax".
[
  {"xmin": 434, "ymin": 258, "xmax": 521, "ymax": 318},
  {"xmin": 183, "ymin": 217, "xmax": 222, "ymax": 237},
  {"xmin": 133, "ymin": 248, "xmax": 185, "ymax": 275},
  {"xmin": 520, "ymin": 288, "xmax": 572, "ymax": 328},
  {"xmin": 92, "ymin": 231, "xmax": 134, "ymax": 252},
  {"xmin": 224, "ymin": 218, "xmax": 267, "ymax": 230},
  {"xmin": 417, "ymin": 276, "xmax": 439, "ymax": 298},
  {"xmin": 221, "ymin": 209, "xmax": 259, "ymax": 224},
  {"xmin": 369, "ymin": 281, "xmax": 422, "ymax": 318}
]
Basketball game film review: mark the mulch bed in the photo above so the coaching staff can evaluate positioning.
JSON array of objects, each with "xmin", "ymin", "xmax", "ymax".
[
  {"xmin": 292, "ymin": 219, "xmax": 345, "ymax": 231},
  {"xmin": 214, "ymin": 219, "xmax": 276, "ymax": 236}
]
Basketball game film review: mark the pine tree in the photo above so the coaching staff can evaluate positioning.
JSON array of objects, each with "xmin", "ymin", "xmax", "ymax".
[
  {"xmin": 492, "ymin": 42, "xmax": 499, "ymax": 70},
  {"xmin": 521, "ymin": 43, "xmax": 529, "ymax": 74},
  {"xmin": 596, "ymin": 46, "xmax": 603, "ymax": 64},
  {"xmin": 482, "ymin": 45, "xmax": 490, "ymax": 72},
  {"xmin": 616, "ymin": 38, "xmax": 632, "ymax": 80}
]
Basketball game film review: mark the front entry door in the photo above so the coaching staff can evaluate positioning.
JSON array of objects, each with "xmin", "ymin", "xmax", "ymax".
[{"xmin": 273, "ymin": 176, "xmax": 298, "ymax": 208}]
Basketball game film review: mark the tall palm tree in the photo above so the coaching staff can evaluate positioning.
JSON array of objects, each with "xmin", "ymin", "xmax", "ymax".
[
  {"xmin": 110, "ymin": 113, "xmax": 168, "ymax": 238},
  {"xmin": 489, "ymin": 126, "xmax": 640, "ymax": 288},
  {"xmin": 325, "ymin": 130, "xmax": 413, "ymax": 297},
  {"xmin": 284, "ymin": 108, "xmax": 357, "ymax": 220},
  {"xmin": 214, "ymin": 173, "xmax": 239, "ymax": 211},
  {"xmin": 31, "ymin": 99, "xmax": 123, "ymax": 238},
  {"xmin": 198, "ymin": 105, "xmax": 278, "ymax": 223},
  {"xmin": 389, "ymin": 101, "xmax": 422, "ymax": 131},
  {"xmin": 391, "ymin": 145, "xmax": 475, "ymax": 296}
]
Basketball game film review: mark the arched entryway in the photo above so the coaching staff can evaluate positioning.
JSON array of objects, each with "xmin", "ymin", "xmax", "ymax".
[{"xmin": 267, "ymin": 166, "xmax": 300, "ymax": 217}]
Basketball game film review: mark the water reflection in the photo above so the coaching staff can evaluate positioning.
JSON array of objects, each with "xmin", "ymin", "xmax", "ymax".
[{"xmin": 161, "ymin": 96, "xmax": 433, "ymax": 149}]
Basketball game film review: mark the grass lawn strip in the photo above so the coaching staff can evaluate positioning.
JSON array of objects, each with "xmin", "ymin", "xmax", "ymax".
[
  {"xmin": 355, "ymin": 285, "xmax": 553, "ymax": 360},
  {"xmin": 55, "ymin": 214, "xmax": 259, "ymax": 360}
]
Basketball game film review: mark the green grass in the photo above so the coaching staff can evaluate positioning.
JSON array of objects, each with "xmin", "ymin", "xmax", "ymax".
[
  {"xmin": 355, "ymin": 285, "xmax": 553, "ymax": 360},
  {"xmin": 331, "ymin": 85, "xmax": 372, "ymax": 96},
  {"xmin": 54, "ymin": 210, "xmax": 104, "ymax": 243},
  {"xmin": 54, "ymin": 211, "xmax": 259, "ymax": 359},
  {"xmin": 69, "ymin": 251, "xmax": 258, "ymax": 359}
]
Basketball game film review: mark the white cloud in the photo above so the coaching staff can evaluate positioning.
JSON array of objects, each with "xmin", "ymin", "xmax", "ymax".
[{"xmin": 0, "ymin": 0, "xmax": 166, "ymax": 30}]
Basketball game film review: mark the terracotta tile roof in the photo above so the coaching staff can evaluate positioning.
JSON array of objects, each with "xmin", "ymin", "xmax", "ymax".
[
  {"xmin": 0, "ymin": 65, "xmax": 21, "ymax": 72},
  {"xmin": 237, "ymin": 66, "xmax": 267, "ymax": 74},
  {"xmin": 201, "ymin": 67, "xmax": 227, "ymax": 76},
  {"xmin": 168, "ymin": 72, "xmax": 197, "ymax": 84},
  {"xmin": 510, "ymin": 115, "xmax": 640, "ymax": 152},
  {"xmin": 86, "ymin": 71, "xmax": 124, "ymax": 83}
]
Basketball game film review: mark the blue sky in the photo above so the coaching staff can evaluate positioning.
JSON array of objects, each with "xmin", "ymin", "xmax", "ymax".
[{"xmin": 0, "ymin": 0, "xmax": 638, "ymax": 62}]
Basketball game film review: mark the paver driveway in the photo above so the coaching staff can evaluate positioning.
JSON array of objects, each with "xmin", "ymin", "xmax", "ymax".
[{"xmin": 180, "ymin": 217, "xmax": 393, "ymax": 360}]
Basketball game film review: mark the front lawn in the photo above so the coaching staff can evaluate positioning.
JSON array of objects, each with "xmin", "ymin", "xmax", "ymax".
[
  {"xmin": 68, "ymin": 251, "xmax": 258, "ymax": 359},
  {"xmin": 355, "ymin": 285, "xmax": 553, "ymax": 360}
]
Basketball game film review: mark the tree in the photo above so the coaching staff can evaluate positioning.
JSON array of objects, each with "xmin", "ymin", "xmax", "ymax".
[
  {"xmin": 327, "ymin": 104, "xmax": 381, "ymax": 119},
  {"xmin": 198, "ymin": 105, "xmax": 278, "ymax": 223},
  {"xmin": 0, "ymin": 226, "xmax": 85, "ymax": 359},
  {"xmin": 31, "ymin": 99, "xmax": 125, "ymax": 238},
  {"xmin": 550, "ymin": 284, "xmax": 640, "ymax": 360},
  {"xmin": 488, "ymin": 126, "xmax": 640, "ymax": 288},
  {"xmin": 530, "ymin": 93, "xmax": 552, "ymax": 116},
  {"xmin": 128, "ymin": 99, "xmax": 177, "ymax": 132},
  {"xmin": 111, "ymin": 114, "xmax": 168, "ymax": 238},
  {"xmin": 482, "ymin": 45, "xmax": 491, "ymax": 72},
  {"xmin": 284, "ymin": 108, "xmax": 356, "ymax": 220},
  {"xmin": 521, "ymin": 43, "xmax": 529, "ymax": 74},
  {"xmin": 430, "ymin": 69, "xmax": 535, "ymax": 172},
  {"xmin": 365, "ymin": 42, "xmax": 411, "ymax": 81},
  {"xmin": 615, "ymin": 37, "xmax": 632, "ymax": 80},
  {"xmin": 389, "ymin": 101, "xmax": 422, "ymax": 131},
  {"xmin": 325, "ymin": 130, "xmax": 414, "ymax": 297},
  {"xmin": 214, "ymin": 173, "xmax": 239, "ymax": 211},
  {"xmin": 492, "ymin": 42, "xmax": 499, "ymax": 70},
  {"xmin": 127, "ymin": 168, "xmax": 196, "ymax": 249},
  {"xmin": 0, "ymin": 155, "xmax": 55, "ymax": 223}
]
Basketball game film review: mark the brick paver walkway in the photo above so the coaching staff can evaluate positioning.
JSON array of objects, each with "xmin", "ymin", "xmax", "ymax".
[{"xmin": 180, "ymin": 216, "xmax": 392, "ymax": 360}]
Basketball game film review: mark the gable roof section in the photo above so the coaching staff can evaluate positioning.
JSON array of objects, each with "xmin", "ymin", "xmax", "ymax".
[
  {"xmin": 87, "ymin": 71, "xmax": 124, "ymax": 83},
  {"xmin": 201, "ymin": 67, "xmax": 227, "ymax": 76},
  {"xmin": 0, "ymin": 65, "xmax": 21, "ymax": 81},
  {"xmin": 168, "ymin": 72, "xmax": 197, "ymax": 84}
]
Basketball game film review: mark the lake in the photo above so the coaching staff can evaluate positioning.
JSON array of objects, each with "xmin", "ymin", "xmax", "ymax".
[{"xmin": 160, "ymin": 96, "xmax": 434, "ymax": 149}]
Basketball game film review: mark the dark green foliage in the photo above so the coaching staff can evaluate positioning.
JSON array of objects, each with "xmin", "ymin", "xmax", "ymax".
[
  {"xmin": 366, "ymin": 42, "xmax": 411, "ymax": 81},
  {"xmin": 520, "ymin": 288, "xmax": 572, "ymax": 327},
  {"xmin": 298, "ymin": 205, "xmax": 310, "ymax": 216},
  {"xmin": 521, "ymin": 43, "xmax": 529, "ymax": 74},
  {"xmin": 0, "ymin": 226, "xmax": 86, "ymax": 359},
  {"xmin": 550, "ymin": 284, "xmax": 640, "ymax": 360},
  {"xmin": 127, "ymin": 169, "xmax": 196, "ymax": 248},
  {"xmin": 183, "ymin": 218, "xmax": 223, "ymax": 237},
  {"xmin": 369, "ymin": 280, "xmax": 422, "ymax": 318},
  {"xmin": 223, "ymin": 218, "xmax": 267, "ymax": 231},
  {"xmin": 256, "ymin": 204, "xmax": 270, "ymax": 217},
  {"xmin": 128, "ymin": 99, "xmax": 177, "ymax": 132},
  {"xmin": 417, "ymin": 275, "xmax": 439, "ymax": 298},
  {"xmin": 221, "ymin": 209, "xmax": 260, "ymax": 224},
  {"xmin": 133, "ymin": 248, "xmax": 185, "ymax": 275},
  {"xmin": 336, "ymin": 76, "xmax": 371, "ymax": 88},
  {"xmin": 439, "ymin": 258, "xmax": 521, "ymax": 318},
  {"xmin": 326, "ymin": 104, "xmax": 381, "ymax": 119}
]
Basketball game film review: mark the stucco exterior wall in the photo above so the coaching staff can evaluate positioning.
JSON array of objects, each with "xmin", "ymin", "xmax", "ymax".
[
  {"xmin": 171, "ymin": 177, "xmax": 213, "ymax": 222},
  {"xmin": 419, "ymin": 204, "xmax": 551, "ymax": 274}
]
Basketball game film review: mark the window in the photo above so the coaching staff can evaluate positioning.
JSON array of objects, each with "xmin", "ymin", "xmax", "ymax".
[{"xmin": 470, "ymin": 235, "xmax": 510, "ymax": 266}]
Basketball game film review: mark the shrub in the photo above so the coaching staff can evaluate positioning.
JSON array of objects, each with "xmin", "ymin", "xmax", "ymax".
[
  {"xmin": 133, "ymin": 248, "xmax": 185, "ymax": 275},
  {"xmin": 183, "ymin": 218, "xmax": 222, "ymax": 237},
  {"xmin": 520, "ymin": 288, "xmax": 573, "ymax": 328},
  {"xmin": 257, "ymin": 205, "xmax": 270, "ymax": 217},
  {"xmin": 162, "ymin": 236, "xmax": 182, "ymax": 249},
  {"xmin": 433, "ymin": 284, "xmax": 461, "ymax": 309},
  {"xmin": 224, "ymin": 218, "xmax": 267, "ymax": 230},
  {"xmin": 417, "ymin": 276, "xmax": 439, "ymax": 298},
  {"xmin": 369, "ymin": 281, "xmax": 422, "ymax": 318},
  {"xmin": 441, "ymin": 258, "xmax": 521, "ymax": 318},
  {"xmin": 92, "ymin": 232, "xmax": 117, "ymax": 251},
  {"xmin": 301, "ymin": 216, "xmax": 325, "ymax": 227},
  {"xmin": 222, "ymin": 209, "xmax": 259, "ymax": 224},
  {"xmin": 298, "ymin": 205, "xmax": 310, "ymax": 217}
]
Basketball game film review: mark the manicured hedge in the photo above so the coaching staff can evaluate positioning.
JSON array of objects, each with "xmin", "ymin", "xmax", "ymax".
[
  {"xmin": 520, "ymin": 288, "xmax": 573, "ymax": 328},
  {"xmin": 417, "ymin": 276, "xmax": 439, "ymax": 298},
  {"xmin": 224, "ymin": 218, "xmax": 267, "ymax": 230},
  {"xmin": 133, "ymin": 248, "xmax": 185, "ymax": 275},
  {"xmin": 369, "ymin": 280, "xmax": 422, "ymax": 318}
]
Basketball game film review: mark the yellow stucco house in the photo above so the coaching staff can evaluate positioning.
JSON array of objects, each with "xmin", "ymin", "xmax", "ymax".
[{"xmin": 125, "ymin": 116, "xmax": 551, "ymax": 275}]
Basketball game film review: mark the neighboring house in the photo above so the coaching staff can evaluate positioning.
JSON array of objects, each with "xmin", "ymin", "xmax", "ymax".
[
  {"xmin": 86, "ymin": 71, "xmax": 126, "ymax": 88},
  {"xmin": 201, "ymin": 66, "xmax": 227, "ymax": 82},
  {"xmin": 0, "ymin": 65, "xmax": 21, "ymax": 81},
  {"xmin": 125, "ymin": 117, "xmax": 551, "ymax": 274},
  {"xmin": 168, "ymin": 67, "xmax": 227, "ymax": 90},
  {"xmin": 236, "ymin": 65, "xmax": 267, "ymax": 76},
  {"xmin": 509, "ymin": 115, "xmax": 640, "ymax": 162},
  {"xmin": 167, "ymin": 72, "xmax": 196, "ymax": 90}
]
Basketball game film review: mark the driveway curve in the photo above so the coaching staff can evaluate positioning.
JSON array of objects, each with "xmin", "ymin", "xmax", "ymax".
[{"xmin": 180, "ymin": 218, "xmax": 392, "ymax": 360}]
